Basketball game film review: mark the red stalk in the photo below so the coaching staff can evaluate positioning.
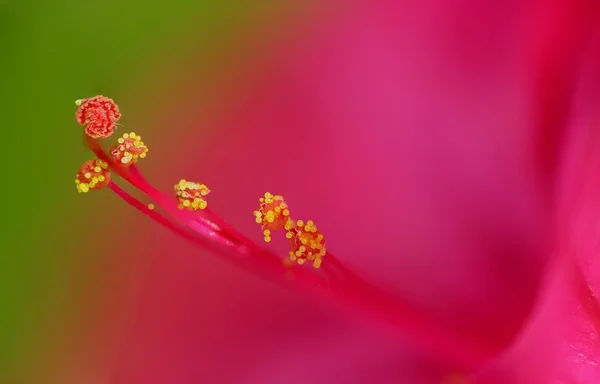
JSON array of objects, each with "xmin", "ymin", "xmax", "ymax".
[{"xmin": 84, "ymin": 133, "xmax": 498, "ymax": 371}]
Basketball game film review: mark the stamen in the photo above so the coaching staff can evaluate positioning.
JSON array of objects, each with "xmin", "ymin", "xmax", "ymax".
[
  {"xmin": 105, "ymin": 181, "xmax": 328, "ymax": 287},
  {"xmin": 75, "ymin": 159, "xmax": 111, "ymax": 193},
  {"xmin": 174, "ymin": 179, "xmax": 210, "ymax": 210},
  {"xmin": 287, "ymin": 219, "xmax": 326, "ymax": 268},
  {"xmin": 254, "ymin": 192, "xmax": 293, "ymax": 242},
  {"xmin": 109, "ymin": 132, "xmax": 148, "ymax": 166},
  {"xmin": 73, "ymin": 96, "xmax": 500, "ymax": 371}
]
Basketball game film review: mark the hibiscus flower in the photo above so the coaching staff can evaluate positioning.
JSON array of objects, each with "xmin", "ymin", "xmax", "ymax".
[{"xmin": 71, "ymin": 0, "xmax": 600, "ymax": 382}]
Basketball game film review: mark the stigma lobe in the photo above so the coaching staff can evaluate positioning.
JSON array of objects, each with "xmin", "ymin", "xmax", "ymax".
[{"xmin": 75, "ymin": 95, "xmax": 121, "ymax": 139}]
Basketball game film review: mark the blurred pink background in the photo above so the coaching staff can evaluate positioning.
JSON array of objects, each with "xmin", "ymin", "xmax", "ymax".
[{"xmin": 64, "ymin": 1, "xmax": 600, "ymax": 383}]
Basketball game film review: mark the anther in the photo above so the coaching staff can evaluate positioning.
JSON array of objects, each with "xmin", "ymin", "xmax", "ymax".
[
  {"xmin": 174, "ymin": 179, "xmax": 210, "ymax": 210},
  {"xmin": 254, "ymin": 192, "xmax": 292, "ymax": 242},
  {"xmin": 109, "ymin": 132, "xmax": 149, "ymax": 166},
  {"xmin": 75, "ymin": 159, "xmax": 111, "ymax": 193},
  {"xmin": 287, "ymin": 219, "xmax": 326, "ymax": 268}
]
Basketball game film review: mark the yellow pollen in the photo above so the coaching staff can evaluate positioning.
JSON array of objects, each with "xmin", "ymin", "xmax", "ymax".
[
  {"xmin": 254, "ymin": 192, "xmax": 293, "ymax": 242},
  {"xmin": 253, "ymin": 192, "xmax": 326, "ymax": 268},
  {"xmin": 288, "ymin": 219, "xmax": 326, "ymax": 268},
  {"xmin": 75, "ymin": 159, "xmax": 111, "ymax": 194},
  {"xmin": 111, "ymin": 133, "xmax": 149, "ymax": 166},
  {"xmin": 174, "ymin": 179, "xmax": 210, "ymax": 210}
]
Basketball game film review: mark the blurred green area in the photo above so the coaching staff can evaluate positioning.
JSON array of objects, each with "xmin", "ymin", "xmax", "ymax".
[{"xmin": 0, "ymin": 1, "xmax": 294, "ymax": 381}]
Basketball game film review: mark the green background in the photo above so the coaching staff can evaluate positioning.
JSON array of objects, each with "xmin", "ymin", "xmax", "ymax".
[{"xmin": 0, "ymin": 1, "xmax": 298, "ymax": 382}]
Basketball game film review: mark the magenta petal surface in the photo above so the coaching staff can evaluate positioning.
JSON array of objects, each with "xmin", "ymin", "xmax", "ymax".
[{"xmin": 113, "ymin": 1, "xmax": 600, "ymax": 382}]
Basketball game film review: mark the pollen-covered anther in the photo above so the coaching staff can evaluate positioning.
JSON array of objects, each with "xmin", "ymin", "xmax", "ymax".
[
  {"xmin": 75, "ymin": 159, "xmax": 111, "ymax": 193},
  {"xmin": 174, "ymin": 179, "xmax": 210, "ymax": 210},
  {"xmin": 109, "ymin": 132, "xmax": 149, "ymax": 166},
  {"xmin": 253, "ymin": 192, "xmax": 292, "ymax": 242},
  {"xmin": 75, "ymin": 95, "xmax": 121, "ymax": 139},
  {"xmin": 287, "ymin": 220, "xmax": 326, "ymax": 268}
]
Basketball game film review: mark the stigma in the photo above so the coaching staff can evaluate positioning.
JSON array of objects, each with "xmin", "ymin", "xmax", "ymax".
[{"xmin": 75, "ymin": 95, "xmax": 122, "ymax": 139}]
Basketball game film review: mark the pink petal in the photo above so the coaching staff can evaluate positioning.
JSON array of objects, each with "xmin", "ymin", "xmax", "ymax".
[
  {"xmin": 112, "ymin": 0, "xmax": 599, "ymax": 382},
  {"xmin": 468, "ymin": 17, "xmax": 600, "ymax": 383}
]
